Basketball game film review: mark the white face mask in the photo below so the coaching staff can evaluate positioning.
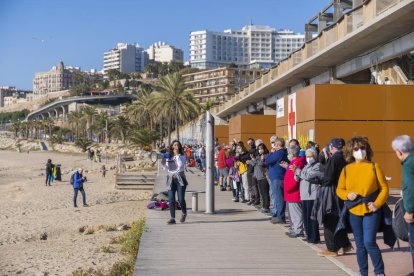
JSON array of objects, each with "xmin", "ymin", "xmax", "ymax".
[
  {"xmin": 287, "ymin": 155, "xmax": 293, "ymax": 161},
  {"xmin": 353, "ymin": 149, "xmax": 366, "ymax": 161},
  {"xmin": 271, "ymin": 143, "xmax": 276, "ymax": 149},
  {"xmin": 258, "ymin": 149, "xmax": 264, "ymax": 155},
  {"xmin": 306, "ymin": 157, "xmax": 315, "ymax": 164}
]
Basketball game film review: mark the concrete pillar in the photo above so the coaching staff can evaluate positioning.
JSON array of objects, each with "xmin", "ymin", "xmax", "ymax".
[
  {"xmin": 40, "ymin": 114, "xmax": 45, "ymax": 120},
  {"xmin": 305, "ymin": 24, "xmax": 318, "ymax": 42},
  {"xmin": 54, "ymin": 108, "xmax": 59, "ymax": 118},
  {"xmin": 263, "ymin": 105, "xmax": 276, "ymax": 116},
  {"xmin": 318, "ymin": 13, "xmax": 333, "ymax": 33},
  {"xmin": 205, "ymin": 111, "xmax": 215, "ymax": 214},
  {"xmin": 48, "ymin": 111, "xmax": 52, "ymax": 118},
  {"xmin": 61, "ymin": 106, "xmax": 66, "ymax": 121}
]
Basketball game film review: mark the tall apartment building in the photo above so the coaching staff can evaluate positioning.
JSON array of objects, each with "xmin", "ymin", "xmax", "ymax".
[
  {"xmin": 183, "ymin": 67, "xmax": 262, "ymax": 103},
  {"xmin": 103, "ymin": 43, "xmax": 147, "ymax": 75},
  {"xmin": 146, "ymin": 42, "xmax": 184, "ymax": 63},
  {"xmin": 0, "ymin": 86, "xmax": 16, "ymax": 107},
  {"xmin": 190, "ymin": 25, "xmax": 305, "ymax": 69}
]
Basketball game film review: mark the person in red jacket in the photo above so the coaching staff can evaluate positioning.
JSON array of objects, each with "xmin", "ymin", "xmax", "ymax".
[
  {"xmin": 217, "ymin": 145, "xmax": 229, "ymax": 191},
  {"xmin": 281, "ymin": 144, "xmax": 306, "ymax": 238}
]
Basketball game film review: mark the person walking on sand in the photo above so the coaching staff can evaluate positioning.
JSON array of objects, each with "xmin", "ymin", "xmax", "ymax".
[
  {"xmin": 45, "ymin": 159, "xmax": 53, "ymax": 186},
  {"xmin": 162, "ymin": 140, "xmax": 188, "ymax": 225},
  {"xmin": 73, "ymin": 168, "xmax": 88, "ymax": 208},
  {"xmin": 100, "ymin": 165, "xmax": 107, "ymax": 178}
]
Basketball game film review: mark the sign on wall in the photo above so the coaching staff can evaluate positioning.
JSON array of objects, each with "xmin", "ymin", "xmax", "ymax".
[
  {"xmin": 276, "ymin": 98, "xmax": 284, "ymax": 118},
  {"xmin": 288, "ymin": 93, "xmax": 297, "ymax": 140}
]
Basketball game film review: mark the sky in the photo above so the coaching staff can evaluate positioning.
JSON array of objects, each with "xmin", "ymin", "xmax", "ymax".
[{"xmin": 0, "ymin": 0, "xmax": 328, "ymax": 90}]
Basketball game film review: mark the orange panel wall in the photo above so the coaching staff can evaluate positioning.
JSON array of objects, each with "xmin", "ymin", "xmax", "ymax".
[{"xmin": 215, "ymin": 125, "xmax": 229, "ymax": 146}]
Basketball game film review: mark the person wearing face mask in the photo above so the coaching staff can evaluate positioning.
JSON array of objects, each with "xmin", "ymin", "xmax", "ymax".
[
  {"xmin": 265, "ymin": 136, "xmax": 289, "ymax": 224},
  {"xmin": 280, "ymin": 145, "xmax": 306, "ymax": 237},
  {"xmin": 293, "ymin": 147, "xmax": 324, "ymax": 244},
  {"xmin": 245, "ymin": 138, "xmax": 258, "ymax": 205},
  {"xmin": 391, "ymin": 135, "xmax": 414, "ymax": 273},
  {"xmin": 236, "ymin": 141, "xmax": 250, "ymax": 203},
  {"xmin": 337, "ymin": 136, "xmax": 389, "ymax": 276},
  {"xmin": 162, "ymin": 140, "xmax": 189, "ymax": 225},
  {"xmin": 250, "ymin": 141, "xmax": 270, "ymax": 213},
  {"xmin": 317, "ymin": 138, "xmax": 353, "ymax": 257}
]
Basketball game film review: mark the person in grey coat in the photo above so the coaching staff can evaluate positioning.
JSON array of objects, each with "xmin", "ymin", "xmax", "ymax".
[{"xmin": 294, "ymin": 147, "xmax": 324, "ymax": 243}]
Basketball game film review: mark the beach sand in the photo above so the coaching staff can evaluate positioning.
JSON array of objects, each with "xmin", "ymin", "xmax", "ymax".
[{"xmin": 0, "ymin": 150, "xmax": 150, "ymax": 275}]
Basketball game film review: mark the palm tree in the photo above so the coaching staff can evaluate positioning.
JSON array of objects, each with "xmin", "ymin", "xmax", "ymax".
[
  {"xmin": 43, "ymin": 117, "xmax": 55, "ymax": 138},
  {"xmin": 152, "ymin": 72, "xmax": 199, "ymax": 142},
  {"xmin": 93, "ymin": 112, "xmax": 110, "ymax": 143},
  {"xmin": 200, "ymin": 99, "xmax": 219, "ymax": 112},
  {"xmin": 68, "ymin": 110, "xmax": 83, "ymax": 139},
  {"xmin": 9, "ymin": 121, "xmax": 21, "ymax": 138},
  {"xmin": 126, "ymin": 88, "xmax": 156, "ymax": 130},
  {"xmin": 129, "ymin": 128, "xmax": 159, "ymax": 150},
  {"xmin": 80, "ymin": 106, "xmax": 97, "ymax": 140},
  {"xmin": 112, "ymin": 115, "xmax": 130, "ymax": 144}
]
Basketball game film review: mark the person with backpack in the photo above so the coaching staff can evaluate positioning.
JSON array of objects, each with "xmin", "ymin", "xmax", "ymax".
[
  {"xmin": 337, "ymin": 136, "xmax": 389, "ymax": 276},
  {"xmin": 45, "ymin": 159, "xmax": 53, "ymax": 186},
  {"xmin": 392, "ymin": 135, "xmax": 414, "ymax": 273},
  {"xmin": 72, "ymin": 168, "xmax": 88, "ymax": 208}
]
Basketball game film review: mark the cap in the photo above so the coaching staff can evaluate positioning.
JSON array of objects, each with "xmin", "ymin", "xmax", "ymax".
[
  {"xmin": 330, "ymin": 138, "xmax": 344, "ymax": 149},
  {"xmin": 270, "ymin": 136, "xmax": 278, "ymax": 143}
]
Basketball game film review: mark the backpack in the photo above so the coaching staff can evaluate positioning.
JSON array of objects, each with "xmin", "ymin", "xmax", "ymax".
[
  {"xmin": 70, "ymin": 172, "xmax": 75, "ymax": 185},
  {"xmin": 392, "ymin": 198, "xmax": 409, "ymax": 242}
]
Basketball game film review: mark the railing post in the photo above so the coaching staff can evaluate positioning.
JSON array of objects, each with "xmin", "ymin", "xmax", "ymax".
[{"xmin": 205, "ymin": 111, "xmax": 215, "ymax": 214}]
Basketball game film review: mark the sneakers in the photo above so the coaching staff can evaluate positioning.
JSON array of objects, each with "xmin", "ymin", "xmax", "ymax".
[
  {"xmin": 246, "ymin": 201, "xmax": 253, "ymax": 205},
  {"xmin": 167, "ymin": 218, "xmax": 176, "ymax": 225},
  {"xmin": 285, "ymin": 232, "xmax": 304, "ymax": 238},
  {"xmin": 233, "ymin": 198, "xmax": 239, "ymax": 202},
  {"xmin": 241, "ymin": 199, "xmax": 248, "ymax": 203},
  {"xmin": 180, "ymin": 214, "xmax": 187, "ymax": 223},
  {"xmin": 337, "ymin": 245, "xmax": 354, "ymax": 256},
  {"xmin": 317, "ymin": 250, "xmax": 338, "ymax": 257},
  {"xmin": 83, "ymin": 204, "xmax": 89, "ymax": 207}
]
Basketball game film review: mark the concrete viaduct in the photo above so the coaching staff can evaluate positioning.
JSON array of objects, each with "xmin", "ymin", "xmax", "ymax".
[{"xmin": 25, "ymin": 95, "xmax": 133, "ymax": 121}]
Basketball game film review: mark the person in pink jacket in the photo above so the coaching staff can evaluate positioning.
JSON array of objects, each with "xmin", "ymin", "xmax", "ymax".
[{"xmin": 281, "ymin": 145, "xmax": 306, "ymax": 238}]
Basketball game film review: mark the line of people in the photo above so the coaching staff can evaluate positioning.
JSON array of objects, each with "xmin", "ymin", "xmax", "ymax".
[{"xmin": 191, "ymin": 135, "xmax": 413, "ymax": 276}]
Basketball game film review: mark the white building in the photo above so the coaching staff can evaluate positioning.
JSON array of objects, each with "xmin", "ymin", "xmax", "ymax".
[
  {"xmin": 103, "ymin": 43, "xmax": 147, "ymax": 75},
  {"xmin": 189, "ymin": 25, "xmax": 305, "ymax": 69},
  {"xmin": 146, "ymin": 42, "xmax": 184, "ymax": 63}
]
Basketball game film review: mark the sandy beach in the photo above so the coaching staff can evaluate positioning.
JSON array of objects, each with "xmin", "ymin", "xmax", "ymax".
[{"xmin": 0, "ymin": 150, "xmax": 150, "ymax": 275}]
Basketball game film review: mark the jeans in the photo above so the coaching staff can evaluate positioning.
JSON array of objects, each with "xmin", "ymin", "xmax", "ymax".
[
  {"xmin": 73, "ymin": 187, "xmax": 86, "ymax": 207},
  {"xmin": 257, "ymin": 178, "xmax": 270, "ymax": 209},
  {"xmin": 168, "ymin": 178, "xmax": 187, "ymax": 219},
  {"xmin": 349, "ymin": 211, "xmax": 384, "ymax": 276},
  {"xmin": 323, "ymin": 213, "xmax": 352, "ymax": 252},
  {"xmin": 302, "ymin": 200, "xmax": 320, "ymax": 243},
  {"xmin": 219, "ymin": 168, "xmax": 229, "ymax": 189},
  {"xmin": 269, "ymin": 178, "xmax": 286, "ymax": 221},
  {"xmin": 45, "ymin": 173, "xmax": 51, "ymax": 186},
  {"xmin": 409, "ymin": 221, "xmax": 414, "ymax": 272},
  {"xmin": 287, "ymin": 202, "xmax": 303, "ymax": 235}
]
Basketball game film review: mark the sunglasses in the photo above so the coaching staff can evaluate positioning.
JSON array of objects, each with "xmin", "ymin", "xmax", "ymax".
[{"xmin": 353, "ymin": 146, "xmax": 366, "ymax": 151}]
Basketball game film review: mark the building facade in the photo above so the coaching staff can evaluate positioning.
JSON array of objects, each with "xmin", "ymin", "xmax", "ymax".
[
  {"xmin": 189, "ymin": 25, "xmax": 305, "ymax": 69},
  {"xmin": 33, "ymin": 61, "xmax": 100, "ymax": 99},
  {"xmin": 0, "ymin": 86, "xmax": 16, "ymax": 107},
  {"xmin": 103, "ymin": 43, "xmax": 147, "ymax": 75},
  {"xmin": 146, "ymin": 42, "xmax": 184, "ymax": 63},
  {"xmin": 183, "ymin": 67, "xmax": 262, "ymax": 103}
]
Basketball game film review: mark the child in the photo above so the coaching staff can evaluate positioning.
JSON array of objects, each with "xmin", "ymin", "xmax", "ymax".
[
  {"xmin": 228, "ymin": 160, "xmax": 241, "ymax": 202},
  {"xmin": 100, "ymin": 165, "xmax": 107, "ymax": 178}
]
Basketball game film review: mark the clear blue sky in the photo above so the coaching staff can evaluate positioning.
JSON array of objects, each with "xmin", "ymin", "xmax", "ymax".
[{"xmin": 0, "ymin": 0, "xmax": 328, "ymax": 90}]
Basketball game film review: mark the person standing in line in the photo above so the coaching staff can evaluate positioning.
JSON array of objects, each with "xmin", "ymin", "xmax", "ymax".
[
  {"xmin": 246, "ymin": 138, "xmax": 260, "ymax": 206},
  {"xmin": 337, "ymin": 136, "xmax": 388, "ymax": 276},
  {"xmin": 162, "ymin": 140, "xmax": 188, "ymax": 225},
  {"xmin": 294, "ymin": 147, "xmax": 324, "ymax": 244},
  {"xmin": 392, "ymin": 135, "xmax": 414, "ymax": 273},
  {"xmin": 281, "ymin": 145, "xmax": 306, "ymax": 238},
  {"xmin": 45, "ymin": 159, "xmax": 53, "ymax": 186},
  {"xmin": 236, "ymin": 141, "xmax": 250, "ymax": 203},
  {"xmin": 250, "ymin": 141, "xmax": 271, "ymax": 214},
  {"xmin": 217, "ymin": 145, "xmax": 229, "ymax": 191},
  {"xmin": 73, "ymin": 168, "xmax": 88, "ymax": 208},
  {"xmin": 318, "ymin": 138, "xmax": 353, "ymax": 257},
  {"xmin": 265, "ymin": 137, "xmax": 289, "ymax": 224}
]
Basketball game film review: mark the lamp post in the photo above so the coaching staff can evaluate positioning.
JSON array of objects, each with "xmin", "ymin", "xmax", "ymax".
[{"xmin": 205, "ymin": 111, "xmax": 215, "ymax": 214}]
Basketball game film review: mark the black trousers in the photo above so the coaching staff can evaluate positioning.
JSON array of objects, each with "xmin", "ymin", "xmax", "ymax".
[
  {"xmin": 323, "ymin": 213, "xmax": 352, "ymax": 252},
  {"xmin": 302, "ymin": 200, "xmax": 320, "ymax": 243},
  {"xmin": 257, "ymin": 178, "xmax": 270, "ymax": 209}
]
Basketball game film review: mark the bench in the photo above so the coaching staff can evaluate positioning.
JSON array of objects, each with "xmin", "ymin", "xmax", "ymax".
[{"xmin": 185, "ymin": 190, "xmax": 205, "ymax": 212}]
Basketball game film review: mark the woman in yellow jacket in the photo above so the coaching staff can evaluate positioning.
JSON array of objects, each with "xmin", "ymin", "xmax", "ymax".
[{"xmin": 337, "ymin": 136, "xmax": 388, "ymax": 276}]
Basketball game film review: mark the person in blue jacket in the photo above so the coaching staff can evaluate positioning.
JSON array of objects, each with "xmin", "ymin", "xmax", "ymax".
[
  {"xmin": 265, "ymin": 136, "xmax": 289, "ymax": 224},
  {"xmin": 73, "ymin": 168, "xmax": 88, "ymax": 208}
]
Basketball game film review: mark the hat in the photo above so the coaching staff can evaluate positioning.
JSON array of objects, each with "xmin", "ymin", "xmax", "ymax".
[
  {"xmin": 330, "ymin": 138, "xmax": 344, "ymax": 149},
  {"xmin": 270, "ymin": 135, "xmax": 278, "ymax": 143},
  {"xmin": 255, "ymin": 139, "xmax": 263, "ymax": 147}
]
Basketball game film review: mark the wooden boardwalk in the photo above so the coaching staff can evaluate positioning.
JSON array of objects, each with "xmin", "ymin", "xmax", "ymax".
[{"xmin": 134, "ymin": 167, "xmax": 351, "ymax": 276}]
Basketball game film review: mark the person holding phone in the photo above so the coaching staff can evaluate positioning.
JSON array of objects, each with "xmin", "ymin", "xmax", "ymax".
[
  {"xmin": 73, "ymin": 168, "xmax": 88, "ymax": 208},
  {"xmin": 162, "ymin": 140, "xmax": 188, "ymax": 225}
]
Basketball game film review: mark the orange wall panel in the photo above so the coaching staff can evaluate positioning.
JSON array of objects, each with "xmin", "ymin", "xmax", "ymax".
[
  {"xmin": 385, "ymin": 85, "xmax": 414, "ymax": 120},
  {"xmin": 240, "ymin": 115, "xmax": 276, "ymax": 133},
  {"xmin": 215, "ymin": 125, "xmax": 229, "ymax": 146},
  {"xmin": 297, "ymin": 85, "xmax": 316, "ymax": 123}
]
